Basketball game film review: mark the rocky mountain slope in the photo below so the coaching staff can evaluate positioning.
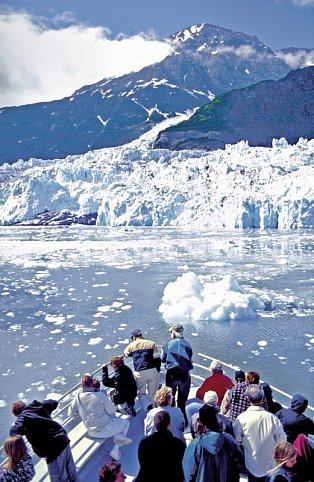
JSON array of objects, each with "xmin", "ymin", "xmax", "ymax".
[{"xmin": 154, "ymin": 66, "xmax": 314, "ymax": 150}]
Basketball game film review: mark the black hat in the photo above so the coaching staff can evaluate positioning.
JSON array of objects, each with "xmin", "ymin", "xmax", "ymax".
[
  {"xmin": 131, "ymin": 328, "xmax": 142, "ymax": 338},
  {"xmin": 234, "ymin": 370, "xmax": 245, "ymax": 382}
]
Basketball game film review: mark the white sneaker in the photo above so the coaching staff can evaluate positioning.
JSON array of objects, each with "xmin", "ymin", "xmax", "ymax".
[
  {"xmin": 109, "ymin": 446, "xmax": 121, "ymax": 461},
  {"xmin": 113, "ymin": 435, "xmax": 132, "ymax": 446}
]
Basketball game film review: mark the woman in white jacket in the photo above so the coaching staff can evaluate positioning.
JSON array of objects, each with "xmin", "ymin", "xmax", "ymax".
[{"xmin": 68, "ymin": 375, "xmax": 132, "ymax": 461}]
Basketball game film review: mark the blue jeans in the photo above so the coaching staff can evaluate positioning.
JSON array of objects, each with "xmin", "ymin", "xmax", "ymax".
[
  {"xmin": 166, "ymin": 370, "xmax": 191, "ymax": 425},
  {"xmin": 47, "ymin": 444, "xmax": 78, "ymax": 482}
]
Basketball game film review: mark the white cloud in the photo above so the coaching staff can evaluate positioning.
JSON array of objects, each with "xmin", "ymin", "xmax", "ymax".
[
  {"xmin": 217, "ymin": 45, "xmax": 257, "ymax": 59},
  {"xmin": 291, "ymin": 0, "xmax": 314, "ymax": 6},
  {"xmin": 276, "ymin": 49, "xmax": 314, "ymax": 68},
  {"xmin": 0, "ymin": 12, "xmax": 171, "ymax": 107}
]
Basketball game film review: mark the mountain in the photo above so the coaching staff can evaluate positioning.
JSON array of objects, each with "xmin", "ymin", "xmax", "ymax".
[
  {"xmin": 154, "ymin": 67, "xmax": 314, "ymax": 151},
  {"xmin": 0, "ymin": 23, "xmax": 290, "ymax": 164},
  {"xmin": 0, "ymin": 118, "xmax": 313, "ymax": 229}
]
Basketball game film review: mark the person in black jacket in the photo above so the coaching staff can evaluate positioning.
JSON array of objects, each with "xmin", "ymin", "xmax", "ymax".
[
  {"xmin": 276, "ymin": 393, "xmax": 314, "ymax": 443},
  {"xmin": 102, "ymin": 356, "xmax": 137, "ymax": 417},
  {"xmin": 10, "ymin": 399, "xmax": 78, "ymax": 482},
  {"xmin": 135, "ymin": 411, "xmax": 185, "ymax": 482}
]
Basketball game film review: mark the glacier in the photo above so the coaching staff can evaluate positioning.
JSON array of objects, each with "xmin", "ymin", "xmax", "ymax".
[{"xmin": 0, "ymin": 124, "xmax": 313, "ymax": 228}]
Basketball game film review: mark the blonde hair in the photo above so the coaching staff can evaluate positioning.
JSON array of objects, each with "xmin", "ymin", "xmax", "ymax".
[
  {"xmin": 154, "ymin": 386, "xmax": 172, "ymax": 406},
  {"xmin": 268, "ymin": 441, "xmax": 297, "ymax": 475},
  {"xmin": 3, "ymin": 435, "xmax": 28, "ymax": 471}
]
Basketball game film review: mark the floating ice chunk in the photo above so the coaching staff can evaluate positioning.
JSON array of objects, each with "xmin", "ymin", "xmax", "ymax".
[
  {"xmin": 88, "ymin": 337, "xmax": 103, "ymax": 345},
  {"xmin": 18, "ymin": 345, "xmax": 29, "ymax": 352},
  {"xmin": 51, "ymin": 377, "xmax": 66, "ymax": 386},
  {"xmin": 25, "ymin": 363, "xmax": 33, "ymax": 368},
  {"xmin": 46, "ymin": 392, "xmax": 62, "ymax": 400},
  {"xmin": 237, "ymin": 341, "xmax": 243, "ymax": 346},
  {"xmin": 45, "ymin": 314, "xmax": 66, "ymax": 325},
  {"xmin": 8, "ymin": 324, "xmax": 22, "ymax": 331},
  {"xmin": 0, "ymin": 400, "xmax": 7, "ymax": 408},
  {"xmin": 159, "ymin": 271, "xmax": 265, "ymax": 322},
  {"xmin": 121, "ymin": 305, "xmax": 132, "ymax": 310},
  {"xmin": 98, "ymin": 305, "xmax": 111, "ymax": 312},
  {"xmin": 112, "ymin": 302, "xmax": 123, "ymax": 308},
  {"xmin": 257, "ymin": 340, "xmax": 267, "ymax": 347}
]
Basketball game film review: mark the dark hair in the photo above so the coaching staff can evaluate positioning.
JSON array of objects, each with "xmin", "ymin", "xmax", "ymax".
[
  {"xmin": 11, "ymin": 401, "xmax": 26, "ymax": 416},
  {"xmin": 92, "ymin": 378, "xmax": 101, "ymax": 390},
  {"xmin": 99, "ymin": 461, "xmax": 121, "ymax": 482},
  {"xmin": 197, "ymin": 404, "xmax": 221, "ymax": 434},
  {"xmin": 154, "ymin": 410, "xmax": 170, "ymax": 432}
]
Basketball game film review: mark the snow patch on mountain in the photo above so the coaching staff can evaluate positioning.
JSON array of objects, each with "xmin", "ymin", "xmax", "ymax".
[{"xmin": 0, "ymin": 130, "xmax": 313, "ymax": 228}]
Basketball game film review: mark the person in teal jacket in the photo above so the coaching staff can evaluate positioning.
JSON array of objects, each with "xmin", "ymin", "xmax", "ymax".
[{"xmin": 183, "ymin": 404, "xmax": 245, "ymax": 482}]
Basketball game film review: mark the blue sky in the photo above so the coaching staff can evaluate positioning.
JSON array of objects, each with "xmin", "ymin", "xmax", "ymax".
[{"xmin": 0, "ymin": 0, "xmax": 313, "ymax": 106}]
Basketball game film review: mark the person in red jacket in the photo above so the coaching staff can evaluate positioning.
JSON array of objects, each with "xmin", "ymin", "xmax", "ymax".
[{"xmin": 196, "ymin": 359, "xmax": 234, "ymax": 407}]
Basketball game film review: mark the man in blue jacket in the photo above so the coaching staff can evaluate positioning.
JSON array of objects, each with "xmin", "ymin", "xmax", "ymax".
[
  {"xmin": 10, "ymin": 399, "xmax": 78, "ymax": 482},
  {"xmin": 161, "ymin": 323, "xmax": 193, "ymax": 425}
]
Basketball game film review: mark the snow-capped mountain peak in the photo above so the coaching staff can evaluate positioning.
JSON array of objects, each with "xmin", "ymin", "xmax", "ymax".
[{"xmin": 0, "ymin": 23, "xmax": 290, "ymax": 164}]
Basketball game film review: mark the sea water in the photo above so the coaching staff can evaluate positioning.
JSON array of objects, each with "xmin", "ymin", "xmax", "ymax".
[{"xmin": 0, "ymin": 226, "xmax": 313, "ymax": 444}]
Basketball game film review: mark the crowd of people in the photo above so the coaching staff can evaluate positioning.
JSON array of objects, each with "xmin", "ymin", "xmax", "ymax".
[{"xmin": 1, "ymin": 324, "xmax": 313, "ymax": 482}]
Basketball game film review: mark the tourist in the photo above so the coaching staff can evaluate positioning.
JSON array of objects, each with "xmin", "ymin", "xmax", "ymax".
[
  {"xmin": 10, "ymin": 399, "xmax": 78, "ymax": 482},
  {"xmin": 223, "ymin": 370, "xmax": 264, "ymax": 422},
  {"xmin": 260, "ymin": 382, "xmax": 282, "ymax": 414},
  {"xmin": 135, "ymin": 411, "xmax": 185, "ymax": 482},
  {"xmin": 293, "ymin": 433, "xmax": 314, "ymax": 482},
  {"xmin": 221, "ymin": 369, "xmax": 245, "ymax": 416},
  {"xmin": 98, "ymin": 461, "xmax": 126, "ymax": 482},
  {"xmin": 185, "ymin": 390, "xmax": 234, "ymax": 438},
  {"xmin": 68, "ymin": 374, "xmax": 132, "ymax": 461},
  {"xmin": 195, "ymin": 359, "xmax": 234, "ymax": 407},
  {"xmin": 267, "ymin": 441, "xmax": 297, "ymax": 482},
  {"xmin": 161, "ymin": 323, "xmax": 193, "ymax": 424},
  {"xmin": 276, "ymin": 393, "xmax": 314, "ymax": 443},
  {"xmin": 183, "ymin": 404, "xmax": 245, "ymax": 482},
  {"xmin": 102, "ymin": 356, "xmax": 137, "ymax": 417},
  {"xmin": 144, "ymin": 385, "xmax": 185, "ymax": 444},
  {"xmin": 233, "ymin": 384, "xmax": 286, "ymax": 482},
  {"xmin": 124, "ymin": 328, "xmax": 161, "ymax": 411},
  {"xmin": 0, "ymin": 434, "xmax": 35, "ymax": 481}
]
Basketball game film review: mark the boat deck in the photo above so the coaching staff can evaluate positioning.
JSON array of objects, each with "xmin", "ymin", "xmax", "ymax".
[{"xmin": 2, "ymin": 352, "xmax": 314, "ymax": 481}]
